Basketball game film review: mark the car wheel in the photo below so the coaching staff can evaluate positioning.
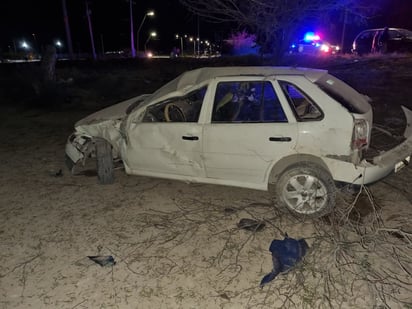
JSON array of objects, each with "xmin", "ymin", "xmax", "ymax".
[
  {"xmin": 272, "ymin": 163, "xmax": 335, "ymax": 218},
  {"xmin": 95, "ymin": 139, "xmax": 114, "ymax": 185}
]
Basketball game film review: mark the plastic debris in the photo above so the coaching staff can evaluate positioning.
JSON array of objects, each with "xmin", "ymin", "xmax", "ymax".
[
  {"xmin": 237, "ymin": 218, "xmax": 265, "ymax": 232},
  {"xmin": 88, "ymin": 255, "xmax": 116, "ymax": 267},
  {"xmin": 260, "ymin": 235, "xmax": 308, "ymax": 287},
  {"xmin": 49, "ymin": 169, "xmax": 63, "ymax": 177}
]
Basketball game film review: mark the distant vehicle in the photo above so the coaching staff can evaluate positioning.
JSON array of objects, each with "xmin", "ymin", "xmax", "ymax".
[
  {"xmin": 289, "ymin": 33, "xmax": 339, "ymax": 55},
  {"xmin": 352, "ymin": 27, "xmax": 412, "ymax": 55}
]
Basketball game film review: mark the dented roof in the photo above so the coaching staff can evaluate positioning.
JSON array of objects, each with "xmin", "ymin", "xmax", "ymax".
[{"xmin": 148, "ymin": 66, "xmax": 328, "ymax": 103}]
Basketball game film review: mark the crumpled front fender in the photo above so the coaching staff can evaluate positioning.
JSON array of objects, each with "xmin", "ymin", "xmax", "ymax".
[{"xmin": 65, "ymin": 133, "xmax": 96, "ymax": 174}]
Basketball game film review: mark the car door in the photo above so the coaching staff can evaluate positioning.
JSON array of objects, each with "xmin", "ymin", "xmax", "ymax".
[
  {"xmin": 123, "ymin": 87, "xmax": 207, "ymax": 178},
  {"xmin": 202, "ymin": 77, "xmax": 298, "ymax": 187}
]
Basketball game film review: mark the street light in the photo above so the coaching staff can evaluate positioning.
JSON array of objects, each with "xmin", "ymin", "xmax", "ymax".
[
  {"xmin": 54, "ymin": 40, "xmax": 63, "ymax": 59},
  {"xmin": 196, "ymin": 37, "xmax": 200, "ymax": 56},
  {"xmin": 21, "ymin": 41, "xmax": 30, "ymax": 49},
  {"xmin": 20, "ymin": 41, "xmax": 30, "ymax": 60},
  {"xmin": 137, "ymin": 10, "xmax": 155, "ymax": 54},
  {"xmin": 175, "ymin": 34, "xmax": 184, "ymax": 57},
  {"xmin": 189, "ymin": 37, "xmax": 195, "ymax": 56},
  {"xmin": 129, "ymin": 0, "xmax": 136, "ymax": 58},
  {"xmin": 144, "ymin": 31, "xmax": 157, "ymax": 53}
]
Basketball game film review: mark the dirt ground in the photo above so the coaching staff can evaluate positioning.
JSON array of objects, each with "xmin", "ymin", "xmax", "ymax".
[{"xmin": 0, "ymin": 55, "xmax": 412, "ymax": 308}]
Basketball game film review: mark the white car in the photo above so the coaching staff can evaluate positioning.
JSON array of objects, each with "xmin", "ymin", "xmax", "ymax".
[{"xmin": 65, "ymin": 67, "xmax": 412, "ymax": 218}]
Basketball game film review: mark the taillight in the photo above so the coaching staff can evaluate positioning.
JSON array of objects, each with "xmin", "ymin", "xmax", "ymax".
[{"xmin": 352, "ymin": 119, "xmax": 368, "ymax": 149}]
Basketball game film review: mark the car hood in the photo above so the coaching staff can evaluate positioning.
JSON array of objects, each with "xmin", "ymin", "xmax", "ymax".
[{"xmin": 75, "ymin": 94, "xmax": 148, "ymax": 127}]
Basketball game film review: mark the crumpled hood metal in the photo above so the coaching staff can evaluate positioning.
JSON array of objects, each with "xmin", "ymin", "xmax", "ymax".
[
  {"xmin": 75, "ymin": 94, "xmax": 148, "ymax": 127},
  {"xmin": 72, "ymin": 94, "xmax": 149, "ymax": 158}
]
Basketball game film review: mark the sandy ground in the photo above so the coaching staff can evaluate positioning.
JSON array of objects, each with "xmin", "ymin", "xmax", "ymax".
[{"xmin": 1, "ymin": 56, "xmax": 412, "ymax": 308}]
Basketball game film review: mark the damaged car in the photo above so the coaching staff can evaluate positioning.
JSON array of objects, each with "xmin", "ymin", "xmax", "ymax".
[{"xmin": 65, "ymin": 67, "xmax": 412, "ymax": 218}]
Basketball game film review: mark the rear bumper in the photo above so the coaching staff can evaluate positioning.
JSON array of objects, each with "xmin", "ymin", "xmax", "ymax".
[{"xmin": 325, "ymin": 154, "xmax": 410, "ymax": 186}]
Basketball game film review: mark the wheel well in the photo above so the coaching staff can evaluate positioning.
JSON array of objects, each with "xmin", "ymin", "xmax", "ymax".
[
  {"xmin": 268, "ymin": 154, "xmax": 331, "ymax": 184},
  {"xmin": 92, "ymin": 137, "xmax": 115, "ymax": 156},
  {"xmin": 79, "ymin": 137, "xmax": 114, "ymax": 162}
]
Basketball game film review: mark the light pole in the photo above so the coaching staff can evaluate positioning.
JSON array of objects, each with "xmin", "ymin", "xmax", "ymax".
[
  {"xmin": 61, "ymin": 0, "xmax": 74, "ymax": 60},
  {"xmin": 32, "ymin": 33, "xmax": 39, "ymax": 55},
  {"xmin": 129, "ymin": 0, "xmax": 135, "ymax": 58},
  {"xmin": 205, "ymin": 40, "xmax": 211, "ymax": 56},
  {"xmin": 175, "ymin": 34, "xmax": 184, "ymax": 57},
  {"xmin": 137, "ymin": 10, "xmax": 154, "ymax": 55},
  {"xmin": 144, "ymin": 31, "xmax": 157, "ymax": 53},
  {"xmin": 85, "ymin": 0, "xmax": 97, "ymax": 60}
]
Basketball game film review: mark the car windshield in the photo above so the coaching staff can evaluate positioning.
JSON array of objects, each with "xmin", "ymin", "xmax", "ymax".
[
  {"xmin": 140, "ymin": 69, "xmax": 209, "ymax": 108},
  {"xmin": 315, "ymin": 74, "xmax": 370, "ymax": 113}
]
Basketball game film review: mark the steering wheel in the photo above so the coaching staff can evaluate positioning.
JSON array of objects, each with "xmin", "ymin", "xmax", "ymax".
[{"xmin": 164, "ymin": 103, "xmax": 186, "ymax": 122}]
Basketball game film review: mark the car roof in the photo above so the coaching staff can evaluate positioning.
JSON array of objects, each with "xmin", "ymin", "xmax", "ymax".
[
  {"xmin": 358, "ymin": 27, "xmax": 409, "ymax": 33},
  {"xmin": 149, "ymin": 66, "xmax": 328, "ymax": 103}
]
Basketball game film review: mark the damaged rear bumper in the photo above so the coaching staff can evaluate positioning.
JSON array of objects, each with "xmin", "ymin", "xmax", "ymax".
[{"xmin": 325, "ymin": 106, "xmax": 412, "ymax": 185}]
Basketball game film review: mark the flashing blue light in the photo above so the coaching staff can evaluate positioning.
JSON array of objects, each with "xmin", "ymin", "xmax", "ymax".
[{"xmin": 304, "ymin": 32, "xmax": 320, "ymax": 42}]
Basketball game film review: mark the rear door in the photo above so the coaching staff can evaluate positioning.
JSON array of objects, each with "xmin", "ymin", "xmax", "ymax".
[{"xmin": 202, "ymin": 77, "xmax": 298, "ymax": 187}]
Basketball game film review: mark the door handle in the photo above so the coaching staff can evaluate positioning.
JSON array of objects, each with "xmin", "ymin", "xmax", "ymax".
[
  {"xmin": 182, "ymin": 135, "xmax": 199, "ymax": 141},
  {"xmin": 269, "ymin": 137, "xmax": 292, "ymax": 142}
]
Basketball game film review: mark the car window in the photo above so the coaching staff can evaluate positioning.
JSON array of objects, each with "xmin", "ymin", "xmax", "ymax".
[
  {"xmin": 279, "ymin": 81, "xmax": 323, "ymax": 121},
  {"xmin": 315, "ymin": 74, "xmax": 370, "ymax": 114},
  {"xmin": 397, "ymin": 29, "xmax": 412, "ymax": 38},
  {"xmin": 212, "ymin": 81, "xmax": 287, "ymax": 123},
  {"xmin": 388, "ymin": 30, "xmax": 401, "ymax": 39},
  {"xmin": 142, "ymin": 86, "xmax": 207, "ymax": 122},
  {"xmin": 359, "ymin": 30, "xmax": 375, "ymax": 40}
]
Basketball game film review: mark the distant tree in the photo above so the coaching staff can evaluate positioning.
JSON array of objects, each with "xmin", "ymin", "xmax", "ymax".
[
  {"xmin": 179, "ymin": 0, "xmax": 382, "ymax": 59},
  {"xmin": 223, "ymin": 30, "xmax": 258, "ymax": 55}
]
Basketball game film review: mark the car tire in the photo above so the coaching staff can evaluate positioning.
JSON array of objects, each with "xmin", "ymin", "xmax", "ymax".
[
  {"xmin": 271, "ymin": 163, "xmax": 335, "ymax": 218},
  {"xmin": 95, "ymin": 139, "xmax": 114, "ymax": 185}
]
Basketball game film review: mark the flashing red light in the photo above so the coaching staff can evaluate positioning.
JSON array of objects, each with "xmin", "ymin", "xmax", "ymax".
[{"xmin": 320, "ymin": 44, "xmax": 330, "ymax": 53}]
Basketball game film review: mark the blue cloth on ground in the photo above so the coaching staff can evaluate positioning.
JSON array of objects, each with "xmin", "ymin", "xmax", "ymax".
[{"xmin": 260, "ymin": 235, "xmax": 308, "ymax": 287}]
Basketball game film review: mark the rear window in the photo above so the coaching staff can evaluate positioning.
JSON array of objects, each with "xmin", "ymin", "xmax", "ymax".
[{"xmin": 315, "ymin": 74, "xmax": 370, "ymax": 114}]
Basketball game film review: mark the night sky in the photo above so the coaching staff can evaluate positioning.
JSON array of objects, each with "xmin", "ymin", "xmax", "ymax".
[
  {"xmin": 1, "ymin": 0, "xmax": 412, "ymax": 55},
  {"xmin": 0, "ymin": 0, "xmax": 209, "ymax": 54}
]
